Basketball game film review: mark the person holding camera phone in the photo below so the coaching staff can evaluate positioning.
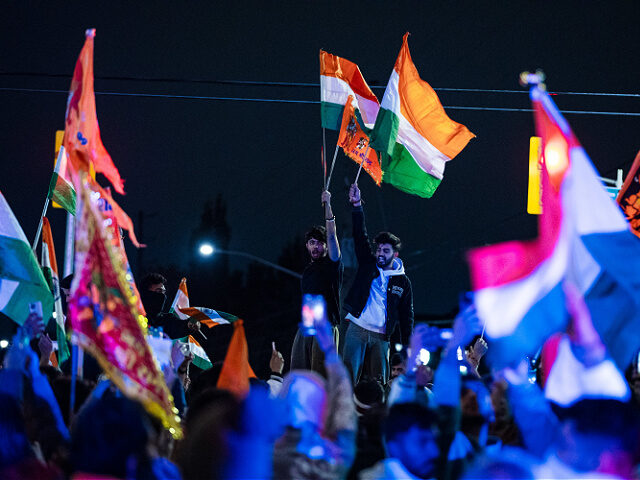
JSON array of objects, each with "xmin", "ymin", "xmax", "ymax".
[
  {"xmin": 290, "ymin": 189, "xmax": 343, "ymax": 376},
  {"xmin": 342, "ymin": 184, "xmax": 414, "ymax": 385}
]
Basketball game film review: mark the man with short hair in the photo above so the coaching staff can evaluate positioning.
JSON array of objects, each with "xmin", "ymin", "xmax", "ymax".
[
  {"xmin": 140, "ymin": 272, "xmax": 196, "ymax": 339},
  {"xmin": 290, "ymin": 190, "xmax": 343, "ymax": 375},
  {"xmin": 342, "ymin": 184, "xmax": 414, "ymax": 385}
]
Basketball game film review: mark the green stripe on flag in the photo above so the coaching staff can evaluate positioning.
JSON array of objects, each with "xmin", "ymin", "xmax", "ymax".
[
  {"xmin": 321, "ymin": 102, "xmax": 343, "ymax": 130},
  {"xmin": 370, "ymin": 108, "xmax": 400, "ymax": 156},
  {"xmin": 381, "ymin": 144, "xmax": 442, "ymax": 198},
  {"xmin": 48, "ymin": 173, "xmax": 77, "ymax": 215}
]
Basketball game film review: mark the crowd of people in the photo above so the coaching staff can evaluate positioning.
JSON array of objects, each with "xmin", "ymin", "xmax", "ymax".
[{"xmin": 1, "ymin": 183, "xmax": 640, "ymax": 480}]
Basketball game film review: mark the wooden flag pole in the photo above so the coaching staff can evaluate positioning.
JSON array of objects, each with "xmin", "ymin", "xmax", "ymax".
[
  {"xmin": 31, "ymin": 197, "xmax": 51, "ymax": 251},
  {"xmin": 354, "ymin": 144, "xmax": 372, "ymax": 185},
  {"xmin": 325, "ymin": 143, "xmax": 340, "ymax": 191}
]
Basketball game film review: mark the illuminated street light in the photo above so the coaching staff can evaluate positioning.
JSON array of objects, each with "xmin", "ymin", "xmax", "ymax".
[
  {"xmin": 0, "ymin": 340, "xmax": 9, "ymax": 349},
  {"xmin": 196, "ymin": 244, "xmax": 301, "ymax": 279},
  {"xmin": 198, "ymin": 242, "xmax": 214, "ymax": 256}
]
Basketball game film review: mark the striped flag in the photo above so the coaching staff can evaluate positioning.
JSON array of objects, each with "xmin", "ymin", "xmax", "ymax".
[
  {"xmin": 320, "ymin": 50, "xmax": 379, "ymax": 131},
  {"xmin": 0, "ymin": 192, "xmax": 53, "ymax": 326},
  {"xmin": 177, "ymin": 335, "xmax": 213, "ymax": 371},
  {"xmin": 41, "ymin": 218, "xmax": 70, "ymax": 364},
  {"xmin": 468, "ymin": 83, "xmax": 640, "ymax": 369},
  {"xmin": 617, "ymin": 150, "xmax": 640, "ymax": 238},
  {"xmin": 370, "ymin": 33, "xmax": 475, "ymax": 198},
  {"xmin": 48, "ymin": 146, "xmax": 76, "ymax": 216},
  {"xmin": 178, "ymin": 306, "xmax": 239, "ymax": 329},
  {"xmin": 169, "ymin": 278, "xmax": 190, "ymax": 320}
]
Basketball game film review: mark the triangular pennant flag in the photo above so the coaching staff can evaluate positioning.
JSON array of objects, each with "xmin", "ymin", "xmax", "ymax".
[{"xmin": 216, "ymin": 319, "xmax": 256, "ymax": 398}]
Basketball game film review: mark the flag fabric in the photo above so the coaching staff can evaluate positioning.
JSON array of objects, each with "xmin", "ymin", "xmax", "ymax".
[
  {"xmin": 370, "ymin": 33, "xmax": 475, "ymax": 198},
  {"xmin": 0, "ymin": 192, "xmax": 53, "ymax": 326},
  {"xmin": 216, "ymin": 319, "xmax": 256, "ymax": 398},
  {"xmin": 69, "ymin": 176, "xmax": 181, "ymax": 438},
  {"xmin": 48, "ymin": 146, "xmax": 76, "ymax": 215},
  {"xmin": 96, "ymin": 188, "xmax": 145, "ymax": 316},
  {"xmin": 41, "ymin": 218, "xmax": 70, "ymax": 365},
  {"xmin": 63, "ymin": 29, "xmax": 125, "ymax": 195},
  {"xmin": 542, "ymin": 334, "xmax": 630, "ymax": 407},
  {"xmin": 178, "ymin": 306, "xmax": 239, "ymax": 329},
  {"xmin": 177, "ymin": 335, "xmax": 213, "ymax": 371},
  {"xmin": 319, "ymin": 50, "xmax": 379, "ymax": 131},
  {"xmin": 338, "ymin": 96, "xmax": 383, "ymax": 186},
  {"xmin": 468, "ymin": 84, "xmax": 640, "ymax": 369},
  {"xmin": 617, "ymin": 150, "xmax": 640, "ymax": 238},
  {"xmin": 169, "ymin": 278, "xmax": 190, "ymax": 320}
]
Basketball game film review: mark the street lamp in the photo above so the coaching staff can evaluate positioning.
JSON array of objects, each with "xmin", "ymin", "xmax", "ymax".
[{"xmin": 197, "ymin": 243, "xmax": 302, "ymax": 279}]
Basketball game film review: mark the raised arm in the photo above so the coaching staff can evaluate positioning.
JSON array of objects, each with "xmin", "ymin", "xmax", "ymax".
[
  {"xmin": 322, "ymin": 189, "xmax": 340, "ymax": 262},
  {"xmin": 348, "ymin": 183, "xmax": 374, "ymax": 262}
]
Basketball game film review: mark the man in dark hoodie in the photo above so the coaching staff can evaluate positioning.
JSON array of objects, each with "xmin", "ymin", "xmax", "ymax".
[
  {"xmin": 342, "ymin": 184, "xmax": 414, "ymax": 385},
  {"xmin": 140, "ymin": 273, "xmax": 196, "ymax": 340}
]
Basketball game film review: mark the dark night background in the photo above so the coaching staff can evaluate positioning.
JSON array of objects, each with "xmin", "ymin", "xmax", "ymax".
[{"xmin": 1, "ymin": 2, "xmax": 638, "ymax": 374}]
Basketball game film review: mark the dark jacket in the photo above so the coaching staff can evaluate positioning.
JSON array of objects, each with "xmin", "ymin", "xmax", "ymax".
[{"xmin": 343, "ymin": 206, "xmax": 414, "ymax": 344}]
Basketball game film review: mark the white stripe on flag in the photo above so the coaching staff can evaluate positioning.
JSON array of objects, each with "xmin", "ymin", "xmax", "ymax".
[
  {"xmin": 0, "ymin": 279, "xmax": 19, "ymax": 311},
  {"xmin": 320, "ymin": 75, "xmax": 379, "ymax": 128}
]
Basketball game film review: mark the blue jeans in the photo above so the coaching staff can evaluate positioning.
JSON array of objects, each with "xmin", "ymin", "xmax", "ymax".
[{"xmin": 341, "ymin": 321, "xmax": 389, "ymax": 385}]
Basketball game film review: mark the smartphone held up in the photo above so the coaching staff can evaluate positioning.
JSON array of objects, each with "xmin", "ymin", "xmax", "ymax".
[{"xmin": 301, "ymin": 294, "xmax": 326, "ymax": 337}]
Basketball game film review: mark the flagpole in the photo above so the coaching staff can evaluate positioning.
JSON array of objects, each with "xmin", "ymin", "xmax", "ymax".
[
  {"xmin": 325, "ymin": 143, "xmax": 340, "ymax": 191},
  {"xmin": 322, "ymin": 128, "xmax": 327, "ymax": 187},
  {"xmin": 31, "ymin": 197, "xmax": 51, "ymax": 251},
  {"xmin": 63, "ymin": 212, "xmax": 75, "ymax": 277},
  {"xmin": 354, "ymin": 144, "xmax": 372, "ymax": 185}
]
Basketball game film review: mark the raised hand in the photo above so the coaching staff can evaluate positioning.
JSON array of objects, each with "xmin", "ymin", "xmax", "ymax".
[
  {"xmin": 269, "ymin": 342, "xmax": 285, "ymax": 374},
  {"xmin": 349, "ymin": 184, "xmax": 361, "ymax": 206}
]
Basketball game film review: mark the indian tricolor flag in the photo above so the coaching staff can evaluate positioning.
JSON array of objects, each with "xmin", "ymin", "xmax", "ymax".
[
  {"xmin": 48, "ymin": 145, "xmax": 76, "ymax": 215},
  {"xmin": 0, "ymin": 192, "xmax": 53, "ymax": 325},
  {"xmin": 320, "ymin": 50, "xmax": 379, "ymax": 130},
  {"xmin": 41, "ymin": 218, "xmax": 70, "ymax": 364},
  {"xmin": 169, "ymin": 277, "xmax": 190, "ymax": 320},
  {"xmin": 370, "ymin": 33, "xmax": 475, "ymax": 198},
  {"xmin": 178, "ymin": 306, "xmax": 239, "ymax": 328},
  {"xmin": 177, "ymin": 335, "xmax": 213, "ymax": 371}
]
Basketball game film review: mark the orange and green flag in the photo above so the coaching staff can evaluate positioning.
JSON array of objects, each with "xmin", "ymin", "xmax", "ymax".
[
  {"xmin": 370, "ymin": 33, "xmax": 475, "ymax": 198},
  {"xmin": 338, "ymin": 96, "xmax": 383, "ymax": 186},
  {"xmin": 41, "ymin": 218, "xmax": 70, "ymax": 364}
]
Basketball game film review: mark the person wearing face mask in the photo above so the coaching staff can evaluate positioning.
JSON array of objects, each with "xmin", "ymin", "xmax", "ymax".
[
  {"xmin": 342, "ymin": 184, "xmax": 414, "ymax": 385},
  {"xmin": 139, "ymin": 273, "xmax": 195, "ymax": 340}
]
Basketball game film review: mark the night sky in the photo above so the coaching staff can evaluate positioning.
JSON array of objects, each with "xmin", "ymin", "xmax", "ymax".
[{"xmin": 2, "ymin": 1, "xmax": 639, "ymax": 316}]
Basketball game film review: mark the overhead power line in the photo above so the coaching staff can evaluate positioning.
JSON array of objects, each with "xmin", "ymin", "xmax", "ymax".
[
  {"xmin": 1, "ymin": 86, "xmax": 639, "ymax": 117},
  {"xmin": 1, "ymin": 71, "xmax": 639, "ymax": 98}
]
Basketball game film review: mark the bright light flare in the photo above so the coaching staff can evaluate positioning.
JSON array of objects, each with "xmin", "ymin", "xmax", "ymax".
[
  {"xmin": 0, "ymin": 340, "xmax": 8, "ymax": 349},
  {"xmin": 418, "ymin": 348, "xmax": 430, "ymax": 365},
  {"xmin": 544, "ymin": 139, "xmax": 569, "ymax": 180},
  {"xmin": 198, "ymin": 243, "xmax": 215, "ymax": 256}
]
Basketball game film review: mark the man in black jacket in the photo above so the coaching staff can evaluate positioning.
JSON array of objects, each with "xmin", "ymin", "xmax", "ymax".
[{"xmin": 342, "ymin": 184, "xmax": 414, "ymax": 385}]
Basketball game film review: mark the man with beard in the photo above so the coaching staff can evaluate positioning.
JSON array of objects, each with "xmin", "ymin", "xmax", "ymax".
[
  {"xmin": 342, "ymin": 184, "xmax": 413, "ymax": 385},
  {"xmin": 290, "ymin": 189, "xmax": 343, "ymax": 375}
]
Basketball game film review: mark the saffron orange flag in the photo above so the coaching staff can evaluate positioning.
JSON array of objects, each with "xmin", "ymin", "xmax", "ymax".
[
  {"xmin": 338, "ymin": 96, "xmax": 383, "ymax": 186},
  {"xmin": 63, "ymin": 29, "xmax": 125, "ymax": 195},
  {"xmin": 216, "ymin": 319, "xmax": 256, "ymax": 398}
]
